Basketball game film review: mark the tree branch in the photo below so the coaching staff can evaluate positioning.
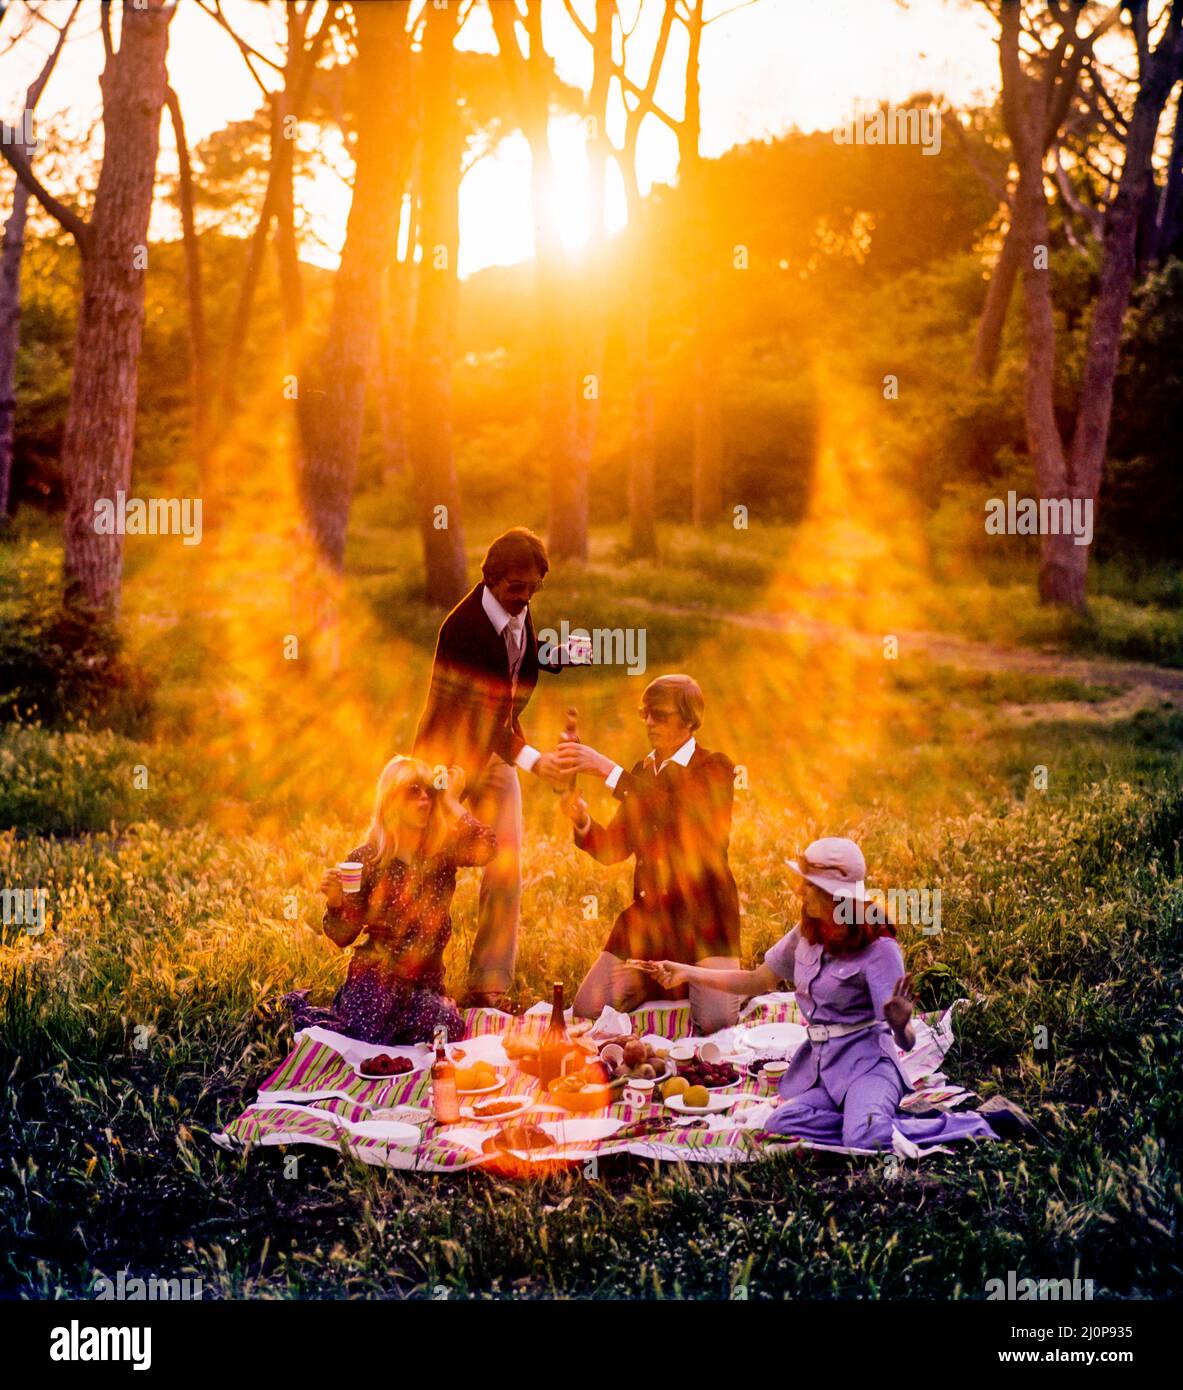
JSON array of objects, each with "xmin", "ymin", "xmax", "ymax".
[
  {"xmin": 99, "ymin": 0, "xmax": 112, "ymax": 61},
  {"xmin": 1052, "ymin": 142, "xmax": 1105, "ymax": 236},
  {"xmin": 702, "ymin": 0, "xmax": 762, "ymax": 26},
  {"xmin": 562, "ymin": 0, "xmax": 681, "ymax": 134},
  {"xmin": 0, "ymin": 131, "xmax": 91, "ymax": 247}
]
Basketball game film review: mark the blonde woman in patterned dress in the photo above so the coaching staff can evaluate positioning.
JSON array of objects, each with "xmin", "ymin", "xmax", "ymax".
[{"xmin": 287, "ymin": 757, "xmax": 497, "ymax": 1044}]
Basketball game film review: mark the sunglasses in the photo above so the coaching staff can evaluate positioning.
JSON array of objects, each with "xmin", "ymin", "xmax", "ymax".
[
  {"xmin": 502, "ymin": 580, "xmax": 545, "ymax": 598},
  {"xmin": 404, "ymin": 782, "xmax": 436, "ymax": 798},
  {"xmin": 638, "ymin": 706, "xmax": 680, "ymax": 722}
]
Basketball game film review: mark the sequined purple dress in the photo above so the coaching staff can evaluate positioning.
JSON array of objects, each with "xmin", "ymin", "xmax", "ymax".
[{"xmin": 287, "ymin": 813, "xmax": 496, "ymax": 1045}]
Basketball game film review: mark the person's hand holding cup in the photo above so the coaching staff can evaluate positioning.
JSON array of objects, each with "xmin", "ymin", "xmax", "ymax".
[
  {"xmin": 319, "ymin": 868, "xmax": 345, "ymax": 909},
  {"xmin": 323, "ymin": 861, "xmax": 364, "ymax": 908}
]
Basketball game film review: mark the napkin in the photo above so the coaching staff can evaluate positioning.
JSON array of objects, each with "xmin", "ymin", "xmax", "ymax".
[{"xmin": 589, "ymin": 1005, "xmax": 634, "ymax": 1039}]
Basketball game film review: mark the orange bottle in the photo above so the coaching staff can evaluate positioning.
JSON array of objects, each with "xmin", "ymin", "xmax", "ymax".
[{"xmin": 431, "ymin": 1027, "xmax": 459, "ymax": 1124}]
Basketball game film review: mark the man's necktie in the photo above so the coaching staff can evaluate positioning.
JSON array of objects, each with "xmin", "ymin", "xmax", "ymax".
[{"xmin": 505, "ymin": 622, "xmax": 524, "ymax": 695}]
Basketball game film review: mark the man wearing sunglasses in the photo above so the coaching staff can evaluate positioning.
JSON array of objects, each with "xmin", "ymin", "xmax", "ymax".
[
  {"xmin": 413, "ymin": 527, "xmax": 570, "ymax": 1011},
  {"xmin": 554, "ymin": 673, "xmax": 744, "ymax": 1033}
]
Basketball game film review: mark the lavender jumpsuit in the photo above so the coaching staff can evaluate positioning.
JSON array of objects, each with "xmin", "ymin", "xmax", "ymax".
[{"xmin": 762, "ymin": 926, "xmax": 996, "ymax": 1150}]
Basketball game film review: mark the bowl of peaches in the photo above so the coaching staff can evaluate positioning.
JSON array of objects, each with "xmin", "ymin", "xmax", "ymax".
[{"xmin": 547, "ymin": 1060, "xmax": 615, "ymax": 1112}]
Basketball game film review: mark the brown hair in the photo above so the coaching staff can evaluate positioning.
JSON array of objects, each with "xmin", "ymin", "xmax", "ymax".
[
  {"xmin": 641, "ymin": 674, "xmax": 705, "ymax": 732},
  {"xmin": 481, "ymin": 527, "xmax": 550, "ymax": 585}
]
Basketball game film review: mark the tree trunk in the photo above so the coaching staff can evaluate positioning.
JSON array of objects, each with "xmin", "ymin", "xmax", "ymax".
[
  {"xmin": 61, "ymin": 0, "xmax": 174, "ymax": 615},
  {"xmin": 165, "ymin": 86, "xmax": 209, "ymax": 476},
  {"xmin": 296, "ymin": 0, "xmax": 410, "ymax": 569},
  {"xmin": 213, "ymin": 6, "xmax": 326, "ymax": 435},
  {"xmin": 621, "ymin": 161, "xmax": 657, "ymax": 558},
  {"xmin": 408, "ymin": 1, "xmax": 467, "ymax": 607},
  {"xmin": 682, "ymin": 0, "xmax": 723, "ymax": 528},
  {"xmin": 274, "ymin": 111, "xmax": 304, "ymax": 360},
  {"xmin": 378, "ymin": 253, "xmax": 413, "ymax": 481},
  {"xmin": 1065, "ymin": 15, "xmax": 1183, "ymax": 591},
  {"xmin": 0, "ymin": 8, "xmax": 76, "ymax": 521},
  {"xmin": 1000, "ymin": 2, "xmax": 1077, "ymax": 607},
  {"xmin": 0, "ymin": 172, "xmax": 32, "ymax": 523},
  {"xmin": 575, "ymin": 0, "xmax": 612, "ymax": 480},
  {"xmin": 972, "ymin": 217, "xmax": 1021, "ymax": 380},
  {"xmin": 1153, "ymin": 81, "xmax": 1183, "ymax": 263},
  {"xmin": 490, "ymin": 0, "xmax": 587, "ymax": 562}
]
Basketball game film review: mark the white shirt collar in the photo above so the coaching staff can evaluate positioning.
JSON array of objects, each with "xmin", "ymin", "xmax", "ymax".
[
  {"xmin": 482, "ymin": 584, "xmax": 525, "ymax": 636},
  {"xmin": 645, "ymin": 736, "xmax": 696, "ymax": 773}
]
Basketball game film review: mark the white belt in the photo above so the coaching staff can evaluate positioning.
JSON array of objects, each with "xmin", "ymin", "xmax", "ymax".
[{"xmin": 806, "ymin": 1019, "xmax": 880, "ymax": 1044}]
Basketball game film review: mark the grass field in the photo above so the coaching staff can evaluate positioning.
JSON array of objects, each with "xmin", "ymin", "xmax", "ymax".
[{"xmin": 1, "ymin": 507, "xmax": 1182, "ymax": 1299}]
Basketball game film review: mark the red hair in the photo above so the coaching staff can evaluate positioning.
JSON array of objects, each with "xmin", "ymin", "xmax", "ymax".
[{"xmin": 800, "ymin": 896, "xmax": 896, "ymax": 956}]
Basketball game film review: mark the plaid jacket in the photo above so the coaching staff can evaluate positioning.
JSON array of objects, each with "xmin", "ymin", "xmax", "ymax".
[{"xmin": 575, "ymin": 744, "xmax": 742, "ymax": 961}]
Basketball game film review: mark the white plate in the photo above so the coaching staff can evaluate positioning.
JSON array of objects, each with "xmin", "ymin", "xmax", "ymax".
[
  {"xmin": 739, "ymin": 1022, "xmax": 808, "ymax": 1054},
  {"xmin": 456, "ymin": 1076, "xmax": 506, "ymax": 1096},
  {"xmin": 461, "ymin": 1096, "xmax": 534, "ymax": 1123},
  {"xmin": 664, "ymin": 1092, "xmax": 740, "ymax": 1115}
]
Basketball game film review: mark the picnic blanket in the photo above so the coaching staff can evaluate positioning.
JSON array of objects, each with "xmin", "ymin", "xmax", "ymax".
[{"xmin": 212, "ymin": 994, "xmax": 973, "ymax": 1170}]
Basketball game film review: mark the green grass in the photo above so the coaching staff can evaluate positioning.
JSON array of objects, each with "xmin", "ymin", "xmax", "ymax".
[{"xmin": 1, "ymin": 522, "xmax": 1182, "ymax": 1298}]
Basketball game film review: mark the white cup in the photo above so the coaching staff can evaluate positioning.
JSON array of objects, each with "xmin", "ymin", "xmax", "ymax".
[
  {"xmin": 623, "ymin": 1077, "xmax": 656, "ymax": 1107},
  {"xmin": 338, "ymin": 861, "xmax": 364, "ymax": 894},
  {"xmin": 566, "ymin": 635, "xmax": 593, "ymax": 665},
  {"xmin": 699, "ymin": 1042, "xmax": 724, "ymax": 1064},
  {"xmin": 669, "ymin": 1042, "xmax": 697, "ymax": 1064}
]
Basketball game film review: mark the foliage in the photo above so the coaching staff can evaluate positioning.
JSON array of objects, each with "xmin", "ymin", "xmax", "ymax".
[{"xmin": 0, "ymin": 539, "xmax": 154, "ymax": 735}]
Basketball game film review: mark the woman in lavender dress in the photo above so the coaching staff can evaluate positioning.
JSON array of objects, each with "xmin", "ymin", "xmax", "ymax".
[
  {"xmin": 287, "ymin": 756, "xmax": 497, "ymax": 1045},
  {"xmin": 647, "ymin": 837, "xmax": 1034, "ymax": 1150}
]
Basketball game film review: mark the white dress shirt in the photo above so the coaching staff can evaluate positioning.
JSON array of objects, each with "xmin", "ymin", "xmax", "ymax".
[
  {"xmin": 481, "ymin": 585, "xmax": 540, "ymax": 773},
  {"xmin": 603, "ymin": 735, "xmax": 696, "ymax": 791}
]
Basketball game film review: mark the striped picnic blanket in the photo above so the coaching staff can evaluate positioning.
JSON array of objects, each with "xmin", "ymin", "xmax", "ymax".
[{"xmin": 212, "ymin": 994, "xmax": 966, "ymax": 1170}]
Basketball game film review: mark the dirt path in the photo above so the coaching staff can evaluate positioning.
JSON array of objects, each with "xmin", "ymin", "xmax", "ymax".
[{"xmin": 636, "ymin": 601, "xmax": 1183, "ymax": 720}]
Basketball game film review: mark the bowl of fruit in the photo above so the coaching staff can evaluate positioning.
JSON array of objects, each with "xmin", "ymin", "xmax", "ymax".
[
  {"xmin": 455, "ymin": 1061, "xmax": 505, "ymax": 1095},
  {"xmin": 660, "ymin": 1076, "xmax": 734, "ymax": 1113},
  {"xmin": 547, "ymin": 1064, "xmax": 614, "ymax": 1112},
  {"xmin": 598, "ymin": 1037, "xmax": 672, "ymax": 1087},
  {"xmin": 356, "ymin": 1052, "xmax": 418, "ymax": 1079},
  {"xmin": 673, "ymin": 1056, "xmax": 740, "ymax": 1090}
]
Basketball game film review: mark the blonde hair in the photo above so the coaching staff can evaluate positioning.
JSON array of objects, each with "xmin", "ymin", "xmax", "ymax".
[{"xmin": 365, "ymin": 755, "xmax": 460, "ymax": 867}]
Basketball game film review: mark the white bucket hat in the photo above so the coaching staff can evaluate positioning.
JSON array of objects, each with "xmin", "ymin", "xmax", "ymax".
[{"xmin": 787, "ymin": 837, "xmax": 867, "ymax": 901}]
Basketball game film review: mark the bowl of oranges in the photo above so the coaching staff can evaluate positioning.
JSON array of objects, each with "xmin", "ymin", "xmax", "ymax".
[{"xmin": 454, "ymin": 1060, "xmax": 504, "ymax": 1095}]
